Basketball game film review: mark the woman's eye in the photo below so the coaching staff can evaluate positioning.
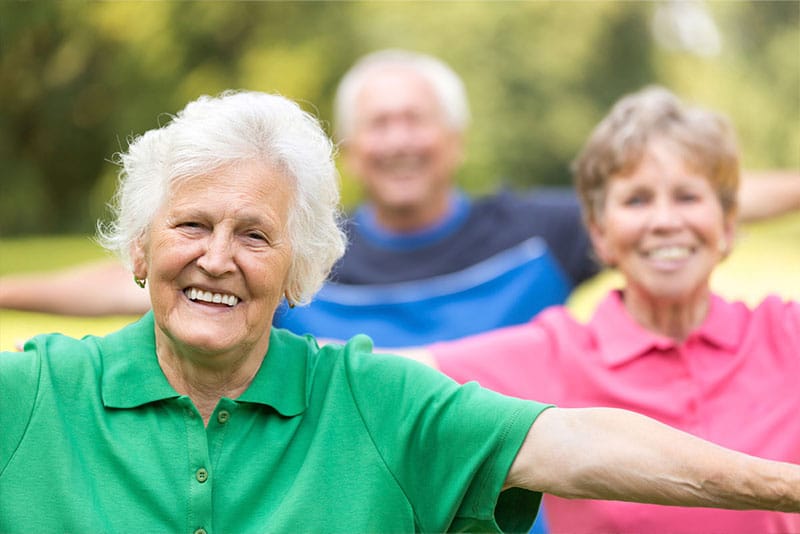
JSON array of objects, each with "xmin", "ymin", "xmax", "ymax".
[
  {"xmin": 246, "ymin": 231, "xmax": 268, "ymax": 242},
  {"xmin": 624, "ymin": 195, "xmax": 647, "ymax": 206}
]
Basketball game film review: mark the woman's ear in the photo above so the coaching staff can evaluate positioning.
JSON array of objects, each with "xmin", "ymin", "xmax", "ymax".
[
  {"xmin": 130, "ymin": 237, "xmax": 148, "ymax": 280},
  {"xmin": 588, "ymin": 219, "xmax": 615, "ymax": 267}
]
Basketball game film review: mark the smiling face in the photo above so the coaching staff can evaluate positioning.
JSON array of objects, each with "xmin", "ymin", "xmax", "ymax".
[
  {"xmin": 590, "ymin": 141, "xmax": 735, "ymax": 307},
  {"xmin": 343, "ymin": 67, "xmax": 464, "ymax": 230},
  {"xmin": 131, "ymin": 160, "xmax": 294, "ymax": 363}
]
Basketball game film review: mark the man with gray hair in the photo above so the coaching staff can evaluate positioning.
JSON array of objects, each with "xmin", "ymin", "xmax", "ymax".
[{"xmin": 275, "ymin": 49, "xmax": 598, "ymax": 349}]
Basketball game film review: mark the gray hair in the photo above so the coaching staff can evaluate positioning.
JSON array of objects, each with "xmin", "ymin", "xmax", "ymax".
[
  {"xmin": 573, "ymin": 85, "xmax": 740, "ymax": 226},
  {"xmin": 333, "ymin": 49, "xmax": 471, "ymax": 141},
  {"xmin": 98, "ymin": 90, "xmax": 347, "ymax": 305}
]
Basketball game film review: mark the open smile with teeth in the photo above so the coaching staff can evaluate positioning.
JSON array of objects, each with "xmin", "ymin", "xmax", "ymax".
[
  {"xmin": 378, "ymin": 155, "xmax": 427, "ymax": 173},
  {"xmin": 185, "ymin": 287, "xmax": 239, "ymax": 307},
  {"xmin": 646, "ymin": 246, "xmax": 692, "ymax": 260}
]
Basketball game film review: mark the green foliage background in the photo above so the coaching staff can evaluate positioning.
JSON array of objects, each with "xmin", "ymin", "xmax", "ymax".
[{"xmin": 1, "ymin": 1, "xmax": 798, "ymax": 236}]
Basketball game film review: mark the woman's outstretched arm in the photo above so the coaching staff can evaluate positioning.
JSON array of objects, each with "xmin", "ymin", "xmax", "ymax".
[{"xmin": 508, "ymin": 406, "xmax": 799, "ymax": 512}]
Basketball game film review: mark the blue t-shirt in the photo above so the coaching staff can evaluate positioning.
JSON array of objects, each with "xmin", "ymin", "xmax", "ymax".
[
  {"xmin": 274, "ymin": 189, "xmax": 598, "ymax": 346},
  {"xmin": 334, "ymin": 189, "xmax": 596, "ymax": 287}
]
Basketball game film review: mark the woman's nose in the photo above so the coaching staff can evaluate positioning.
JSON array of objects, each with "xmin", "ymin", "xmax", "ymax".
[
  {"xmin": 650, "ymin": 197, "xmax": 683, "ymax": 230},
  {"xmin": 196, "ymin": 232, "xmax": 236, "ymax": 276}
]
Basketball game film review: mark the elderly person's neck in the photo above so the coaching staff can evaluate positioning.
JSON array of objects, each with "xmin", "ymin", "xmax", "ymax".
[
  {"xmin": 622, "ymin": 287, "xmax": 711, "ymax": 342},
  {"xmin": 155, "ymin": 336, "xmax": 268, "ymax": 425},
  {"xmin": 374, "ymin": 194, "xmax": 452, "ymax": 233}
]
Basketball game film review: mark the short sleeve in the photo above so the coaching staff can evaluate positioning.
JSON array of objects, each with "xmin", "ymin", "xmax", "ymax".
[
  {"xmin": 0, "ymin": 344, "xmax": 41, "ymax": 473},
  {"xmin": 342, "ymin": 338, "xmax": 551, "ymax": 532}
]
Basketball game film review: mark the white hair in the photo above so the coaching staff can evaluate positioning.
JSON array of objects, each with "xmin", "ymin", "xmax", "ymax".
[
  {"xmin": 333, "ymin": 49, "xmax": 471, "ymax": 141},
  {"xmin": 98, "ymin": 90, "xmax": 347, "ymax": 305}
]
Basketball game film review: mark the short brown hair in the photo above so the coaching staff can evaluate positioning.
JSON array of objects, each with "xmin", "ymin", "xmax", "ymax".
[{"xmin": 572, "ymin": 86, "xmax": 740, "ymax": 225}]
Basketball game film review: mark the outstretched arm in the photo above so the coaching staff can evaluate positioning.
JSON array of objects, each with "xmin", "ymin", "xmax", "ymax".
[
  {"xmin": 738, "ymin": 170, "xmax": 800, "ymax": 222},
  {"xmin": 0, "ymin": 260, "xmax": 150, "ymax": 316},
  {"xmin": 508, "ymin": 407, "xmax": 799, "ymax": 512}
]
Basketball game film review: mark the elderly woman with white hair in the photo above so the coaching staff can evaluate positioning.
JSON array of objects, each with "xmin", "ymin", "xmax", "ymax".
[{"xmin": 1, "ymin": 90, "xmax": 799, "ymax": 533}]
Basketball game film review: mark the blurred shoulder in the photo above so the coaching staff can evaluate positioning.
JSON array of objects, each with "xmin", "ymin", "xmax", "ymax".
[
  {"xmin": 750, "ymin": 294, "xmax": 800, "ymax": 329},
  {"xmin": 532, "ymin": 304, "xmax": 588, "ymax": 342},
  {"xmin": 475, "ymin": 187, "xmax": 580, "ymax": 216},
  {"xmin": 712, "ymin": 293, "xmax": 800, "ymax": 346},
  {"xmin": 719, "ymin": 293, "xmax": 800, "ymax": 320}
]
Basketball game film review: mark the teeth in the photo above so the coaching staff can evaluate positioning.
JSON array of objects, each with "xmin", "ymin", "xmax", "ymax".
[
  {"xmin": 186, "ymin": 287, "xmax": 239, "ymax": 307},
  {"xmin": 380, "ymin": 155, "xmax": 424, "ymax": 172},
  {"xmin": 648, "ymin": 246, "xmax": 690, "ymax": 260}
]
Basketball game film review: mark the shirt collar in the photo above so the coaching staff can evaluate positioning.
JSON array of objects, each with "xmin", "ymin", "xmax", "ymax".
[
  {"xmin": 590, "ymin": 290, "xmax": 742, "ymax": 367},
  {"xmin": 236, "ymin": 327, "xmax": 312, "ymax": 416},
  {"xmin": 692, "ymin": 293, "xmax": 743, "ymax": 351},
  {"xmin": 100, "ymin": 312, "xmax": 312, "ymax": 416},
  {"xmin": 100, "ymin": 312, "xmax": 179, "ymax": 408}
]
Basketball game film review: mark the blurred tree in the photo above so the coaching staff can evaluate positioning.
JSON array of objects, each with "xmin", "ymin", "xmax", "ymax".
[
  {"xmin": 1, "ymin": 3, "xmax": 117, "ymax": 234},
  {"xmin": 1, "ymin": 1, "xmax": 797, "ymax": 236}
]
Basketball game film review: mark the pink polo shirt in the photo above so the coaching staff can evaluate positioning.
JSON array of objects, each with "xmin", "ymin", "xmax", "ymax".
[{"xmin": 433, "ymin": 291, "xmax": 800, "ymax": 534}]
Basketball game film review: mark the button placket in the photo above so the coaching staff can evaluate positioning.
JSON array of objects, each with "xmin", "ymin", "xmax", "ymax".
[
  {"xmin": 178, "ymin": 396, "xmax": 213, "ymax": 533},
  {"xmin": 195, "ymin": 467, "xmax": 209, "ymax": 484},
  {"xmin": 206, "ymin": 402, "xmax": 235, "ymax": 485}
]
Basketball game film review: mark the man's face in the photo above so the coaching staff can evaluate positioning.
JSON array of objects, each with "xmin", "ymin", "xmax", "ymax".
[{"xmin": 343, "ymin": 67, "xmax": 464, "ymax": 229}]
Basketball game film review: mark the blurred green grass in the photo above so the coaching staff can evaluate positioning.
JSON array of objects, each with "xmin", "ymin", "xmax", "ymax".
[{"xmin": 2, "ymin": 213, "xmax": 799, "ymax": 351}]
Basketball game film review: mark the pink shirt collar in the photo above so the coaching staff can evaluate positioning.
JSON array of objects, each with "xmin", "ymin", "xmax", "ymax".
[{"xmin": 591, "ymin": 290, "xmax": 744, "ymax": 368}]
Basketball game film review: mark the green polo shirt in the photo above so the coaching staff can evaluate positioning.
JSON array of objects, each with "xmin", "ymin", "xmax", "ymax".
[{"xmin": 0, "ymin": 312, "xmax": 549, "ymax": 533}]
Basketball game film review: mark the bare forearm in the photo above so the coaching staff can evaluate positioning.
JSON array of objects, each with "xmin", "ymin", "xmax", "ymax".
[
  {"xmin": 508, "ymin": 407, "xmax": 800, "ymax": 512},
  {"xmin": 738, "ymin": 170, "xmax": 800, "ymax": 222},
  {"xmin": 0, "ymin": 261, "xmax": 150, "ymax": 316},
  {"xmin": 0, "ymin": 272, "xmax": 77, "ymax": 313}
]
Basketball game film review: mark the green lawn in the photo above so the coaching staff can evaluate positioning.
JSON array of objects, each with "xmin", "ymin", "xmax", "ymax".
[{"xmin": 2, "ymin": 213, "xmax": 799, "ymax": 351}]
